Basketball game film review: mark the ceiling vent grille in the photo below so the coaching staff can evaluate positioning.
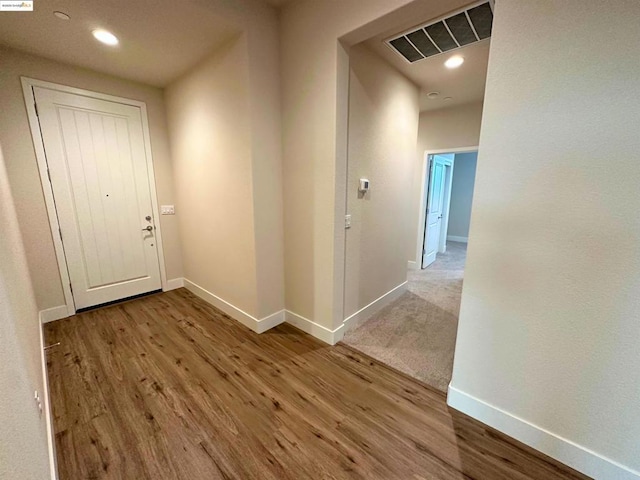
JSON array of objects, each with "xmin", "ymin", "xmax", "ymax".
[{"xmin": 386, "ymin": 1, "xmax": 493, "ymax": 64}]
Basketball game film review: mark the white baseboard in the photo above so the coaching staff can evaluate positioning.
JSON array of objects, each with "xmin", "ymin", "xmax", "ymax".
[
  {"xmin": 39, "ymin": 306, "xmax": 69, "ymax": 324},
  {"xmin": 256, "ymin": 309, "xmax": 286, "ymax": 334},
  {"xmin": 180, "ymin": 278, "xmax": 341, "ymax": 343},
  {"xmin": 165, "ymin": 277, "xmax": 184, "ymax": 291},
  {"xmin": 183, "ymin": 278, "xmax": 284, "ymax": 334},
  {"xmin": 285, "ymin": 310, "xmax": 344, "ymax": 345},
  {"xmin": 39, "ymin": 322, "xmax": 59, "ymax": 480},
  {"xmin": 179, "ymin": 282, "xmax": 343, "ymax": 344},
  {"xmin": 343, "ymin": 281, "xmax": 407, "ymax": 332},
  {"xmin": 447, "ymin": 235, "xmax": 468, "ymax": 243},
  {"xmin": 407, "ymin": 260, "xmax": 418, "ymax": 270},
  {"xmin": 447, "ymin": 385, "xmax": 640, "ymax": 480}
]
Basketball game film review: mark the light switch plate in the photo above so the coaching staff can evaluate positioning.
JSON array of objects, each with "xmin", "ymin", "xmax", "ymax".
[
  {"xmin": 161, "ymin": 205, "xmax": 175, "ymax": 215},
  {"xmin": 345, "ymin": 214, "xmax": 351, "ymax": 229}
]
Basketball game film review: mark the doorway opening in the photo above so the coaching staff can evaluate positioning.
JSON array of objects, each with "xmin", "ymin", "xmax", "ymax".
[
  {"xmin": 418, "ymin": 148, "xmax": 478, "ymax": 269},
  {"xmin": 340, "ymin": 2, "xmax": 490, "ymax": 393},
  {"xmin": 421, "ymin": 152, "xmax": 454, "ymax": 268},
  {"xmin": 344, "ymin": 147, "xmax": 479, "ymax": 392}
]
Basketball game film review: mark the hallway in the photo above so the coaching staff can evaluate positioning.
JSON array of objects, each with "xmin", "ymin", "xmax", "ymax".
[{"xmin": 342, "ymin": 242, "xmax": 466, "ymax": 392}]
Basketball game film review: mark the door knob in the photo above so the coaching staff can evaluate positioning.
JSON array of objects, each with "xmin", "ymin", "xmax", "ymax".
[
  {"xmin": 145, "ymin": 215, "xmax": 152, "ymax": 222},
  {"xmin": 438, "ymin": 215, "xmax": 443, "ymax": 219},
  {"xmin": 142, "ymin": 226, "xmax": 153, "ymax": 232}
]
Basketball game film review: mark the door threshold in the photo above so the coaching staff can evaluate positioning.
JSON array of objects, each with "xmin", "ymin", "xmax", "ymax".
[{"xmin": 75, "ymin": 289, "xmax": 162, "ymax": 314}]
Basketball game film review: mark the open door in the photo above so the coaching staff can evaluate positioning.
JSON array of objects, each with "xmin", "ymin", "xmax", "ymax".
[{"xmin": 422, "ymin": 155, "xmax": 449, "ymax": 268}]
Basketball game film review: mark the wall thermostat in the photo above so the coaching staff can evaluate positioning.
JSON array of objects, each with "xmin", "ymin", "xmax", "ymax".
[{"xmin": 359, "ymin": 178, "xmax": 370, "ymax": 193}]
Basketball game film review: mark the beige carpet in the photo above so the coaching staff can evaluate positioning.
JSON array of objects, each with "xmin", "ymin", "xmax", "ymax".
[{"xmin": 341, "ymin": 242, "xmax": 467, "ymax": 392}]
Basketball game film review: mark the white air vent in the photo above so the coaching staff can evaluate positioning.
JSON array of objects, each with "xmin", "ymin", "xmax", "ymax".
[{"xmin": 387, "ymin": 1, "xmax": 493, "ymax": 64}]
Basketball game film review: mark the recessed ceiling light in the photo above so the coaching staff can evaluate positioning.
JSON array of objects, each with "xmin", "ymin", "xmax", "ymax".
[
  {"xmin": 53, "ymin": 11, "xmax": 70, "ymax": 20},
  {"xmin": 444, "ymin": 55, "xmax": 464, "ymax": 69},
  {"xmin": 427, "ymin": 91, "xmax": 440, "ymax": 99},
  {"xmin": 444, "ymin": 96, "xmax": 453, "ymax": 101},
  {"xmin": 92, "ymin": 29, "xmax": 119, "ymax": 46}
]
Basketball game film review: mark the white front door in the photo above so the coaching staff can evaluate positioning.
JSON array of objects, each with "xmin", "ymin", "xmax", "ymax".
[
  {"xmin": 422, "ymin": 156, "xmax": 447, "ymax": 268},
  {"xmin": 34, "ymin": 87, "xmax": 162, "ymax": 309}
]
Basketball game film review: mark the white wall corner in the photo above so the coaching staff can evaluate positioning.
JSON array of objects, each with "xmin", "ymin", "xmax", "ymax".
[
  {"xmin": 285, "ymin": 310, "xmax": 344, "ymax": 345},
  {"xmin": 447, "ymin": 385, "xmax": 640, "ymax": 480},
  {"xmin": 256, "ymin": 309, "xmax": 286, "ymax": 333},
  {"xmin": 343, "ymin": 281, "xmax": 407, "ymax": 333},
  {"xmin": 407, "ymin": 260, "xmax": 418, "ymax": 270},
  {"xmin": 183, "ymin": 278, "xmax": 285, "ymax": 334},
  {"xmin": 39, "ymin": 306, "xmax": 69, "ymax": 324},
  {"xmin": 165, "ymin": 277, "xmax": 185, "ymax": 291},
  {"xmin": 39, "ymin": 323, "xmax": 59, "ymax": 480},
  {"xmin": 179, "ymin": 277, "xmax": 340, "ymax": 343},
  {"xmin": 447, "ymin": 235, "xmax": 468, "ymax": 243},
  {"xmin": 183, "ymin": 278, "xmax": 261, "ymax": 332}
]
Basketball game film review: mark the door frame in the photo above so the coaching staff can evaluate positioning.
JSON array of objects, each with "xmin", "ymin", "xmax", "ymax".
[
  {"xmin": 414, "ymin": 146, "xmax": 479, "ymax": 269},
  {"xmin": 21, "ymin": 77, "xmax": 169, "ymax": 316}
]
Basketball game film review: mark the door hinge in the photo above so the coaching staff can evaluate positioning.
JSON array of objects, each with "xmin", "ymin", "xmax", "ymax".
[
  {"xmin": 46, "ymin": 168, "xmax": 52, "ymax": 183},
  {"xmin": 69, "ymin": 283, "xmax": 73, "ymax": 294},
  {"xmin": 34, "ymin": 101, "xmax": 39, "ymax": 117},
  {"xmin": 58, "ymin": 227, "xmax": 63, "ymax": 241}
]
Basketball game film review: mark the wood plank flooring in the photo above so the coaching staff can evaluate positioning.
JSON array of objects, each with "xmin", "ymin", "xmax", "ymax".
[{"xmin": 44, "ymin": 288, "xmax": 590, "ymax": 480}]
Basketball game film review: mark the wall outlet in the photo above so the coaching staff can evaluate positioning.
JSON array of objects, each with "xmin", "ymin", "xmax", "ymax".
[{"xmin": 161, "ymin": 205, "xmax": 175, "ymax": 215}]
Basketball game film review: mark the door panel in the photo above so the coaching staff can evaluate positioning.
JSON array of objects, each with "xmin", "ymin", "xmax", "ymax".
[
  {"xmin": 34, "ymin": 87, "xmax": 161, "ymax": 309},
  {"xmin": 422, "ymin": 157, "xmax": 447, "ymax": 268}
]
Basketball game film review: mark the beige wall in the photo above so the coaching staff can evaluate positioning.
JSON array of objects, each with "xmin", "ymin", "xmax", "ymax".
[
  {"xmin": 0, "ymin": 145, "xmax": 51, "ymax": 479},
  {"xmin": 166, "ymin": 0, "xmax": 284, "ymax": 320},
  {"xmin": 242, "ymin": 2, "xmax": 285, "ymax": 318},
  {"xmin": 344, "ymin": 44, "xmax": 419, "ymax": 318},
  {"xmin": 281, "ymin": 0, "xmax": 412, "ymax": 330},
  {"xmin": 0, "ymin": 46, "xmax": 183, "ymax": 310},
  {"xmin": 409, "ymin": 102, "xmax": 483, "ymax": 262},
  {"xmin": 280, "ymin": 0, "xmax": 472, "ymax": 330},
  {"xmin": 451, "ymin": 0, "xmax": 640, "ymax": 477},
  {"xmin": 166, "ymin": 36, "xmax": 260, "ymax": 316},
  {"xmin": 416, "ymin": 102, "xmax": 484, "ymax": 153}
]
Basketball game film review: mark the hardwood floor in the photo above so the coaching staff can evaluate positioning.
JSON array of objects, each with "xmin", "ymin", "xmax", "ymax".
[{"xmin": 45, "ymin": 288, "xmax": 590, "ymax": 480}]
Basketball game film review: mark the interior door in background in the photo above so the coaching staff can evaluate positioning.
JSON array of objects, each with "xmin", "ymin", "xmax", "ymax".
[
  {"xmin": 34, "ymin": 86, "xmax": 161, "ymax": 309},
  {"xmin": 422, "ymin": 155, "xmax": 447, "ymax": 268}
]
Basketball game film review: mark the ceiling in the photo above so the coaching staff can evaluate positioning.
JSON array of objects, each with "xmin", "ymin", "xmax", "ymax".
[
  {"xmin": 0, "ymin": 0, "xmax": 242, "ymax": 87},
  {"xmin": 365, "ymin": 34, "xmax": 489, "ymax": 112},
  {"xmin": 0, "ymin": 0, "xmax": 487, "ymax": 101}
]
